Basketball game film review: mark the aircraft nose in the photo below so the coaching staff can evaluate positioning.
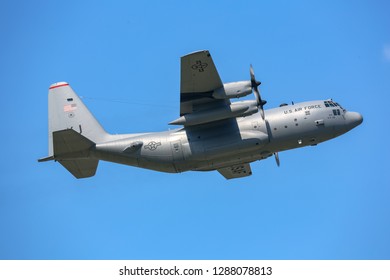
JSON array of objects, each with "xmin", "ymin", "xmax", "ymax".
[{"xmin": 345, "ymin": 111, "xmax": 363, "ymax": 129}]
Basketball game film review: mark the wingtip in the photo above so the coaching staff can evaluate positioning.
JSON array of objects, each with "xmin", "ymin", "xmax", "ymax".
[{"xmin": 181, "ymin": 50, "xmax": 210, "ymax": 58}]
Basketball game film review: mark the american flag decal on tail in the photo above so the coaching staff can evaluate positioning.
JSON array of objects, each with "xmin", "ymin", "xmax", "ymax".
[{"xmin": 64, "ymin": 104, "xmax": 77, "ymax": 112}]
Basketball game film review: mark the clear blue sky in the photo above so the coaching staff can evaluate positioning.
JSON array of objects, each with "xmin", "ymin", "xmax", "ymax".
[{"xmin": 1, "ymin": 0, "xmax": 389, "ymax": 260}]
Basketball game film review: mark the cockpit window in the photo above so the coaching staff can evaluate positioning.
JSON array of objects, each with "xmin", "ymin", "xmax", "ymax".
[
  {"xmin": 324, "ymin": 100, "xmax": 346, "ymax": 110},
  {"xmin": 334, "ymin": 102, "xmax": 345, "ymax": 110},
  {"xmin": 324, "ymin": 100, "xmax": 337, "ymax": 107}
]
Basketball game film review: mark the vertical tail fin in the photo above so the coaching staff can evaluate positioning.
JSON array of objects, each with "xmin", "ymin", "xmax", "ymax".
[
  {"xmin": 47, "ymin": 82, "xmax": 109, "ymax": 156},
  {"xmin": 39, "ymin": 82, "xmax": 109, "ymax": 178}
]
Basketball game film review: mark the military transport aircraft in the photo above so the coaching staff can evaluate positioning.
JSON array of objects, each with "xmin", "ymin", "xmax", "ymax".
[{"xmin": 39, "ymin": 50, "xmax": 363, "ymax": 179}]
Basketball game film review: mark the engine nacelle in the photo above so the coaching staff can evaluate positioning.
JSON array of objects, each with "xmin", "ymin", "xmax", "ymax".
[
  {"xmin": 212, "ymin": 81, "xmax": 252, "ymax": 99},
  {"xmin": 169, "ymin": 100, "xmax": 258, "ymax": 126}
]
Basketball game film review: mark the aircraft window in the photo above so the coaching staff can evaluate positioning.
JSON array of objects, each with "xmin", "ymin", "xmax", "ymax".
[
  {"xmin": 333, "ymin": 109, "xmax": 341, "ymax": 116},
  {"xmin": 325, "ymin": 100, "xmax": 338, "ymax": 107},
  {"xmin": 335, "ymin": 102, "xmax": 345, "ymax": 110},
  {"xmin": 324, "ymin": 101, "xmax": 333, "ymax": 107}
]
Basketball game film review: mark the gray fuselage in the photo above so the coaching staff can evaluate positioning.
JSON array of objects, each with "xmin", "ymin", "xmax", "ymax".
[{"xmin": 93, "ymin": 99, "xmax": 363, "ymax": 174}]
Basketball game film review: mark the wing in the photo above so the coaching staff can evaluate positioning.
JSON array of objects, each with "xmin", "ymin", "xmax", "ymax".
[
  {"xmin": 180, "ymin": 50, "xmax": 229, "ymax": 116},
  {"xmin": 217, "ymin": 163, "xmax": 252, "ymax": 179}
]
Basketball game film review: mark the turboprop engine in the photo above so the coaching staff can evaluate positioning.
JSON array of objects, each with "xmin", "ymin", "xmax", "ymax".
[
  {"xmin": 212, "ymin": 81, "xmax": 252, "ymax": 99},
  {"xmin": 169, "ymin": 100, "xmax": 258, "ymax": 126}
]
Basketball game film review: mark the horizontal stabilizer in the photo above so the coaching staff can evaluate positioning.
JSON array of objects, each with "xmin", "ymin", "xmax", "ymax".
[
  {"xmin": 47, "ymin": 129, "xmax": 98, "ymax": 179},
  {"xmin": 38, "ymin": 155, "xmax": 55, "ymax": 162},
  {"xmin": 53, "ymin": 129, "xmax": 95, "ymax": 157},
  {"xmin": 217, "ymin": 163, "xmax": 252, "ymax": 179},
  {"xmin": 59, "ymin": 159, "xmax": 99, "ymax": 179}
]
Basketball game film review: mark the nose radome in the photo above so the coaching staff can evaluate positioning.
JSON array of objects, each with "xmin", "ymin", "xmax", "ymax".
[{"xmin": 345, "ymin": 111, "xmax": 363, "ymax": 129}]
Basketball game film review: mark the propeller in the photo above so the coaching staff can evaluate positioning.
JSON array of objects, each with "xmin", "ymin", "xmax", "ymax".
[
  {"xmin": 274, "ymin": 152, "xmax": 280, "ymax": 167},
  {"xmin": 250, "ymin": 65, "xmax": 277, "ymax": 166},
  {"xmin": 250, "ymin": 64, "xmax": 267, "ymax": 120}
]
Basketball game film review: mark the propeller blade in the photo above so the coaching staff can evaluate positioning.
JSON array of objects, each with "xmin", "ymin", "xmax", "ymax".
[
  {"xmin": 252, "ymin": 83, "xmax": 261, "ymax": 106},
  {"xmin": 274, "ymin": 152, "xmax": 280, "ymax": 167},
  {"xmin": 250, "ymin": 64, "xmax": 261, "ymax": 90},
  {"xmin": 250, "ymin": 65, "xmax": 266, "ymax": 120},
  {"xmin": 250, "ymin": 64, "xmax": 256, "ymax": 84},
  {"xmin": 260, "ymin": 106, "xmax": 265, "ymax": 120}
]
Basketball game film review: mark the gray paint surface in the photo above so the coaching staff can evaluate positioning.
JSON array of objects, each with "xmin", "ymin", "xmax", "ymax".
[{"xmin": 39, "ymin": 51, "xmax": 363, "ymax": 179}]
